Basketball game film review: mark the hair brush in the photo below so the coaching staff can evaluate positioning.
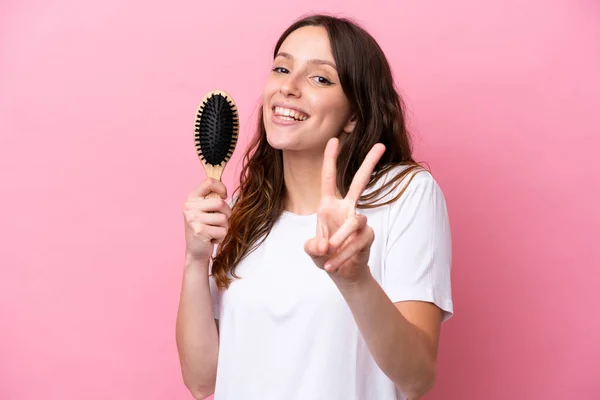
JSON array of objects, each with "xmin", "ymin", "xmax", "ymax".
[{"xmin": 193, "ymin": 89, "xmax": 239, "ymax": 199}]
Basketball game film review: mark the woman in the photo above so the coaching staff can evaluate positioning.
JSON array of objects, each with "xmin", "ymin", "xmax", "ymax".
[{"xmin": 176, "ymin": 13, "xmax": 453, "ymax": 400}]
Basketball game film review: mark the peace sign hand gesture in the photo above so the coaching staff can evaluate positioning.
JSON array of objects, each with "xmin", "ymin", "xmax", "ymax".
[{"xmin": 304, "ymin": 138, "xmax": 386, "ymax": 285}]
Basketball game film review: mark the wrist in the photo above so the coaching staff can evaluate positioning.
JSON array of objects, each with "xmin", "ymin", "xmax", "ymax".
[
  {"xmin": 184, "ymin": 251, "xmax": 210, "ymax": 271},
  {"xmin": 330, "ymin": 265, "xmax": 374, "ymax": 293}
]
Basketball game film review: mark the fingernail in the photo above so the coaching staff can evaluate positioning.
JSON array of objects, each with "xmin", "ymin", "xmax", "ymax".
[{"xmin": 324, "ymin": 262, "xmax": 333, "ymax": 271}]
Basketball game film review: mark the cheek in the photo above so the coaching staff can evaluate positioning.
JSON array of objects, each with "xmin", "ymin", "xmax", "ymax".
[
  {"xmin": 315, "ymin": 98, "xmax": 351, "ymax": 127},
  {"xmin": 262, "ymin": 78, "xmax": 278, "ymax": 99},
  {"xmin": 312, "ymin": 89, "xmax": 348, "ymax": 113}
]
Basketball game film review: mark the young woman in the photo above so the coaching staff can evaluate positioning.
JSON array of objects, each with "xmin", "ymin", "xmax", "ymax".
[{"xmin": 176, "ymin": 13, "xmax": 453, "ymax": 400}]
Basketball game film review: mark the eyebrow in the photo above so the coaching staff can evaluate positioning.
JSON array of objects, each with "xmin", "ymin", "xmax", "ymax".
[{"xmin": 275, "ymin": 52, "xmax": 337, "ymax": 69}]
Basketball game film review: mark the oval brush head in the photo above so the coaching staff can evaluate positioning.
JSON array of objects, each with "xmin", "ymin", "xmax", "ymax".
[{"xmin": 193, "ymin": 90, "xmax": 239, "ymax": 199}]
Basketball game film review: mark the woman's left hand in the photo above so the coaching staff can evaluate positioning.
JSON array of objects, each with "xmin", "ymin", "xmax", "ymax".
[{"xmin": 304, "ymin": 138, "xmax": 386, "ymax": 285}]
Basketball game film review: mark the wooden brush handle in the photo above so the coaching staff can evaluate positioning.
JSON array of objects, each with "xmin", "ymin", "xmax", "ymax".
[
  {"xmin": 206, "ymin": 191, "xmax": 221, "ymax": 200},
  {"xmin": 203, "ymin": 162, "xmax": 226, "ymax": 200}
]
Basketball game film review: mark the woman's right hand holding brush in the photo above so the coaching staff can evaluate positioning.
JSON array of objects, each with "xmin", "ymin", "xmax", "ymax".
[{"xmin": 182, "ymin": 178, "xmax": 231, "ymax": 267}]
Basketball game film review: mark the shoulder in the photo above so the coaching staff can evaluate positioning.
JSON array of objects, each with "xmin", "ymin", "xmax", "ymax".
[{"xmin": 363, "ymin": 164, "xmax": 445, "ymax": 207}]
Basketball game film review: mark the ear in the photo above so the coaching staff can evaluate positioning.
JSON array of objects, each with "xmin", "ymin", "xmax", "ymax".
[{"xmin": 343, "ymin": 114, "xmax": 358, "ymax": 134}]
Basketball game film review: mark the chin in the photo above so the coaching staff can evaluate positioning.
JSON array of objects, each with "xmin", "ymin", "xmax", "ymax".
[
  {"xmin": 265, "ymin": 129, "xmax": 296, "ymax": 151},
  {"xmin": 263, "ymin": 119, "xmax": 300, "ymax": 150}
]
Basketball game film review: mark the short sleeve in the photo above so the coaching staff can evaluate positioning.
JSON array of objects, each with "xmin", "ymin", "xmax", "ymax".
[
  {"xmin": 208, "ymin": 275, "xmax": 222, "ymax": 320},
  {"xmin": 382, "ymin": 171, "xmax": 454, "ymax": 322},
  {"xmin": 207, "ymin": 195, "xmax": 237, "ymax": 320}
]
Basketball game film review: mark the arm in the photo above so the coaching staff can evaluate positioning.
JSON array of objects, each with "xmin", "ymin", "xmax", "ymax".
[
  {"xmin": 176, "ymin": 256, "xmax": 220, "ymax": 400},
  {"xmin": 303, "ymin": 140, "xmax": 452, "ymax": 399},
  {"xmin": 177, "ymin": 178, "xmax": 231, "ymax": 399},
  {"xmin": 334, "ymin": 274, "xmax": 442, "ymax": 399}
]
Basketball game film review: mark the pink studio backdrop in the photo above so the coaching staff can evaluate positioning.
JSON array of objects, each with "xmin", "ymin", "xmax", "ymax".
[{"xmin": 1, "ymin": 1, "xmax": 599, "ymax": 399}]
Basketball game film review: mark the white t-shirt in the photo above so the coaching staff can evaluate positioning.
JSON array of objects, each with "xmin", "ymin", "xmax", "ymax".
[{"xmin": 209, "ymin": 166, "xmax": 454, "ymax": 400}]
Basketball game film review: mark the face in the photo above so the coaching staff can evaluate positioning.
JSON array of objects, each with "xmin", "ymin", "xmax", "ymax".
[{"xmin": 262, "ymin": 26, "xmax": 357, "ymax": 153}]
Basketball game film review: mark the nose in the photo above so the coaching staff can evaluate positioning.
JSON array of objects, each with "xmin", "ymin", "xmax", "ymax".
[{"xmin": 279, "ymin": 73, "xmax": 301, "ymax": 98}]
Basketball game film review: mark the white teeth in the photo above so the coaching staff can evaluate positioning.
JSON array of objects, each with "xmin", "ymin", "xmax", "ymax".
[{"xmin": 274, "ymin": 106, "xmax": 308, "ymax": 121}]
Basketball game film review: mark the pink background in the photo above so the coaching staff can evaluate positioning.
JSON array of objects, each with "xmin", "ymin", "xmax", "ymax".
[{"xmin": 1, "ymin": 0, "xmax": 599, "ymax": 399}]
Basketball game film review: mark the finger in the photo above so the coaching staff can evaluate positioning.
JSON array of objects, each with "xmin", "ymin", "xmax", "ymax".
[
  {"xmin": 328, "ymin": 214, "xmax": 367, "ymax": 250},
  {"xmin": 321, "ymin": 138, "xmax": 339, "ymax": 198},
  {"xmin": 316, "ymin": 215, "xmax": 329, "ymax": 240},
  {"xmin": 304, "ymin": 238, "xmax": 318, "ymax": 256},
  {"xmin": 186, "ymin": 212, "xmax": 228, "ymax": 228},
  {"xmin": 212, "ymin": 226, "xmax": 229, "ymax": 243},
  {"xmin": 215, "ymin": 199, "xmax": 233, "ymax": 218},
  {"xmin": 345, "ymin": 143, "xmax": 386, "ymax": 204},
  {"xmin": 325, "ymin": 227, "xmax": 374, "ymax": 272},
  {"xmin": 188, "ymin": 178, "xmax": 228, "ymax": 199},
  {"xmin": 189, "ymin": 223, "xmax": 228, "ymax": 243},
  {"xmin": 184, "ymin": 198, "xmax": 231, "ymax": 215},
  {"xmin": 319, "ymin": 237, "xmax": 329, "ymax": 255},
  {"xmin": 304, "ymin": 237, "xmax": 329, "ymax": 258}
]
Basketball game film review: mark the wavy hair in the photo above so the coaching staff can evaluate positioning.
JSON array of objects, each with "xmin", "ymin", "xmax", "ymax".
[{"xmin": 211, "ymin": 14, "xmax": 424, "ymax": 290}]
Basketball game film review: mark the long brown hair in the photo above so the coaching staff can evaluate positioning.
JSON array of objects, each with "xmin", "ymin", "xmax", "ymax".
[{"xmin": 211, "ymin": 14, "xmax": 425, "ymax": 290}]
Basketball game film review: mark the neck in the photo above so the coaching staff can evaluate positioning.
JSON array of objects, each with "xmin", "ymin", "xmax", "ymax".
[{"xmin": 282, "ymin": 149, "xmax": 324, "ymax": 215}]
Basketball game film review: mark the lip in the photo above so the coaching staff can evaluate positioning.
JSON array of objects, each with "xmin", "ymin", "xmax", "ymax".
[{"xmin": 271, "ymin": 112, "xmax": 304, "ymax": 126}]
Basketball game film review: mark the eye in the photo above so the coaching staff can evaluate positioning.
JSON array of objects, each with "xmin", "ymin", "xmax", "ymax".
[
  {"xmin": 312, "ymin": 76, "xmax": 332, "ymax": 85},
  {"xmin": 272, "ymin": 67, "xmax": 289, "ymax": 74}
]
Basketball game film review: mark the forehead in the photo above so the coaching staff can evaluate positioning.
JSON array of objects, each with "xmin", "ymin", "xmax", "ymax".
[{"xmin": 278, "ymin": 26, "xmax": 334, "ymax": 62}]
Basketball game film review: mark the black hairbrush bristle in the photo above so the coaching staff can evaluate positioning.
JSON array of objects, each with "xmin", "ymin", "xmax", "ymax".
[{"xmin": 194, "ymin": 90, "xmax": 239, "ymax": 166}]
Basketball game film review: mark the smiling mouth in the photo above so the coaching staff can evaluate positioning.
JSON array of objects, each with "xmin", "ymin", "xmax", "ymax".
[{"xmin": 272, "ymin": 106, "xmax": 309, "ymax": 121}]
